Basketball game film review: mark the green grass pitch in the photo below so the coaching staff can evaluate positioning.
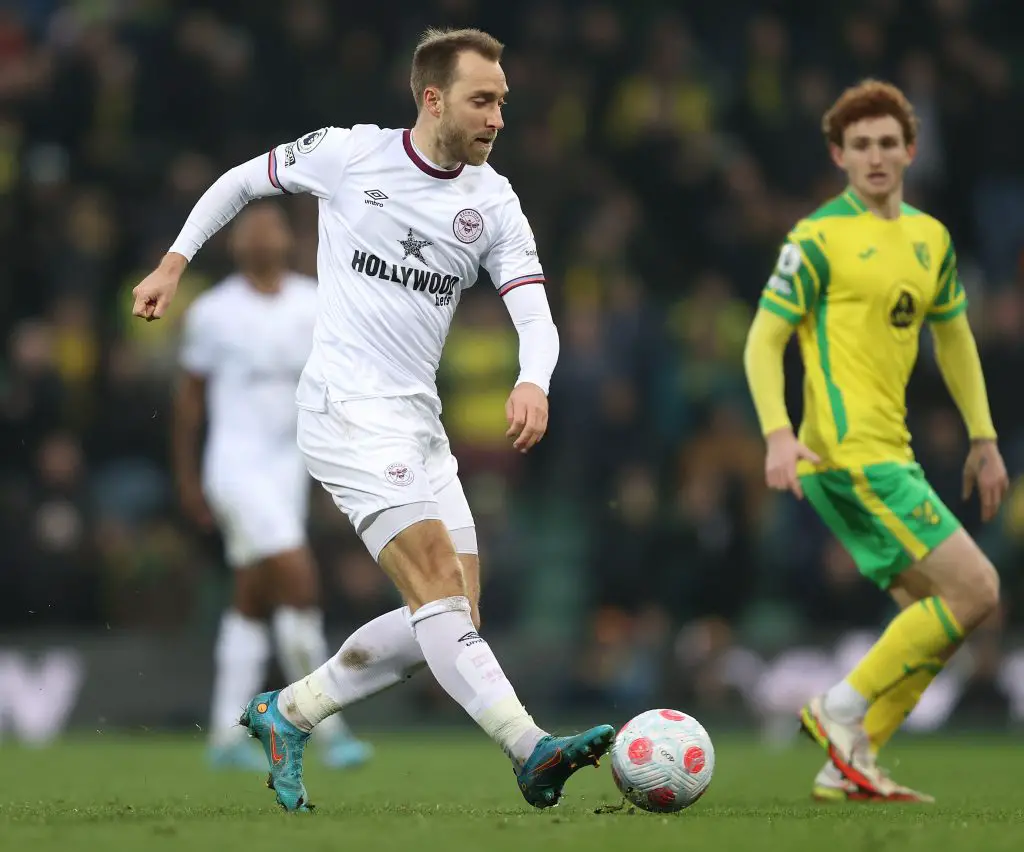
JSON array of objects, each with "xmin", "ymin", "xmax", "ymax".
[{"xmin": 1, "ymin": 731, "xmax": 1022, "ymax": 851}]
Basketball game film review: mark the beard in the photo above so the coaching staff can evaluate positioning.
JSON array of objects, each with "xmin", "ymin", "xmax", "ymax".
[{"xmin": 437, "ymin": 114, "xmax": 493, "ymax": 167}]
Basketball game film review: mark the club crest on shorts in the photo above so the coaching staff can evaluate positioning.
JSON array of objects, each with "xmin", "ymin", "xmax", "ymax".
[
  {"xmin": 453, "ymin": 208, "xmax": 483, "ymax": 243},
  {"xmin": 385, "ymin": 462, "xmax": 414, "ymax": 486}
]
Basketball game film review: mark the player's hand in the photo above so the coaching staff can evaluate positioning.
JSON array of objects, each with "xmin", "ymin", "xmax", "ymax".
[
  {"xmin": 505, "ymin": 382, "xmax": 548, "ymax": 453},
  {"xmin": 963, "ymin": 439, "xmax": 1009, "ymax": 523},
  {"xmin": 764, "ymin": 427, "xmax": 820, "ymax": 500},
  {"xmin": 132, "ymin": 254, "xmax": 185, "ymax": 322},
  {"xmin": 180, "ymin": 482, "xmax": 214, "ymax": 531}
]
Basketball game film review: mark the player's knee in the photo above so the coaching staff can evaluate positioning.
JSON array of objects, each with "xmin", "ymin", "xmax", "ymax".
[
  {"xmin": 265, "ymin": 549, "xmax": 320, "ymax": 608},
  {"xmin": 389, "ymin": 522, "xmax": 466, "ymax": 602},
  {"xmin": 233, "ymin": 569, "xmax": 269, "ymax": 619},
  {"xmin": 417, "ymin": 540, "xmax": 465, "ymax": 596},
  {"xmin": 969, "ymin": 559, "xmax": 1001, "ymax": 623},
  {"xmin": 948, "ymin": 556, "xmax": 1000, "ymax": 632}
]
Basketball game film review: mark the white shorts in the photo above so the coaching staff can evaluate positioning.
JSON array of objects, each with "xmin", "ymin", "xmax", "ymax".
[
  {"xmin": 296, "ymin": 394, "xmax": 475, "ymax": 561},
  {"xmin": 204, "ymin": 453, "xmax": 310, "ymax": 569}
]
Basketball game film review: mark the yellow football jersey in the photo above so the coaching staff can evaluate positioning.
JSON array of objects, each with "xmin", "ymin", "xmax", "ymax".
[{"xmin": 758, "ymin": 189, "xmax": 966, "ymax": 472}]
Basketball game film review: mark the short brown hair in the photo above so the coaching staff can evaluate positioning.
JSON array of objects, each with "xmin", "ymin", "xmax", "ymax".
[
  {"xmin": 822, "ymin": 79, "xmax": 919, "ymax": 148},
  {"xmin": 409, "ymin": 27, "xmax": 504, "ymax": 108}
]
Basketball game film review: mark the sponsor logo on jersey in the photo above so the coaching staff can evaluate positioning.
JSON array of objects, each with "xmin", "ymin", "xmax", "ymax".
[
  {"xmin": 283, "ymin": 143, "xmax": 296, "ymax": 167},
  {"xmin": 351, "ymin": 249, "xmax": 460, "ymax": 307},
  {"xmin": 398, "ymin": 228, "xmax": 432, "ymax": 265}
]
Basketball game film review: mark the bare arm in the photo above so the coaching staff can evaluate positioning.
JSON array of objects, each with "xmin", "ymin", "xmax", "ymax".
[{"xmin": 171, "ymin": 372, "xmax": 213, "ymax": 529}]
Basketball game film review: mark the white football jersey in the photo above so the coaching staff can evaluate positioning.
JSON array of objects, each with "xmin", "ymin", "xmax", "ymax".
[
  {"xmin": 265, "ymin": 125, "xmax": 545, "ymax": 412},
  {"xmin": 179, "ymin": 273, "xmax": 319, "ymax": 478}
]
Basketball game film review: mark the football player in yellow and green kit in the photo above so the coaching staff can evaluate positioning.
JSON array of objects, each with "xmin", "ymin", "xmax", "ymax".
[{"xmin": 743, "ymin": 80, "xmax": 1009, "ymax": 802}]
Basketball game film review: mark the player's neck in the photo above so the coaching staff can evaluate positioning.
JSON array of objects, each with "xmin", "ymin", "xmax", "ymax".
[
  {"xmin": 410, "ymin": 125, "xmax": 462, "ymax": 171},
  {"xmin": 848, "ymin": 185, "xmax": 903, "ymax": 221},
  {"xmin": 242, "ymin": 270, "xmax": 285, "ymax": 294}
]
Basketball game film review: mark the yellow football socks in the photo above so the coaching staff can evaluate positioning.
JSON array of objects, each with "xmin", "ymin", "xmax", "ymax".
[
  {"xmin": 863, "ymin": 664, "xmax": 942, "ymax": 753},
  {"xmin": 847, "ymin": 596, "xmax": 963, "ymax": 704}
]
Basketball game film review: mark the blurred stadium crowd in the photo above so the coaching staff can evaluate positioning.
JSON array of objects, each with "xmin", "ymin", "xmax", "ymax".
[{"xmin": 0, "ymin": 0, "xmax": 1023, "ymax": 713}]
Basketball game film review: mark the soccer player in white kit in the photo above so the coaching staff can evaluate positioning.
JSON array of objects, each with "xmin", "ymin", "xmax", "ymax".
[
  {"xmin": 133, "ymin": 28, "xmax": 614, "ymax": 811},
  {"xmin": 173, "ymin": 202, "xmax": 372, "ymax": 771}
]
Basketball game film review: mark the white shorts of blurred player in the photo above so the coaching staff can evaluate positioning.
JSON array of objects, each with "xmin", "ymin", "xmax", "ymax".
[
  {"xmin": 204, "ymin": 453, "xmax": 311, "ymax": 569},
  {"xmin": 296, "ymin": 394, "xmax": 477, "ymax": 561}
]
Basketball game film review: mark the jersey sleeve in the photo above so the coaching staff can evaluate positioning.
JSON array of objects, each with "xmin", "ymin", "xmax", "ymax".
[
  {"xmin": 178, "ymin": 299, "xmax": 218, "ymax": 376},
  {"xmin": 481, "ymin": 187, "xmax": 546, "ymax": 297},
  {"xmin": 267, "ymin": 127, "xmax": 352, "ymax": 199},
  {"xmin": 927, "ymin": 230, "xmax": 968, "ymax": 323},
  {"xmin": 758, "ymin": 222, "xmax": 830, "ymax": 324}
]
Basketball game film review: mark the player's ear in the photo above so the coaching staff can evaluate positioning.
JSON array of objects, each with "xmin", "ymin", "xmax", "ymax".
[
  {"xmin": 423, "ymin": 87, "xmax": 443, "ymax": 118},
  {"xmin": 905, "ymin": 141, "xmax": 917, "ymax": 164},
  {"xmin": 828, "ymin": 142, "xmax": 845, "ymax": 170}
]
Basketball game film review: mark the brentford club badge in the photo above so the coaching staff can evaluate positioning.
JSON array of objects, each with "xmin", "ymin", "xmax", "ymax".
[{"xmin": 453, "ymin": 208, "xmax": 483, "ymax": 243}]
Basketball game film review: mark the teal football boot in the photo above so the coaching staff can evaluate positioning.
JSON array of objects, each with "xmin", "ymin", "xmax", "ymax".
[
  {"xmin": 239, "ymin": 690, "xmax": 313, "ymax": 812},
  {"xmin": 516, "ymin": 725, "xmax": 616, "ymax": 808}
]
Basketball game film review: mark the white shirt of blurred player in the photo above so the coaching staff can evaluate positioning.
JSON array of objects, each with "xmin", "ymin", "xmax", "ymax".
[
  {"xmin": 266, "ymin": 125, "xmax": 545, "ymax": 413},
  {"xmin": 179, "ymin": 272, "xmax": 319, "ymax": 481}
]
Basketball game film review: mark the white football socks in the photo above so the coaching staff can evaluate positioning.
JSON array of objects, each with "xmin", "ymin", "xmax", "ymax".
[
  {"xmin": 277, "ymin": 597, "xmax": 546, "ymax": 766},
  {"xmin": 272, "ymin": 605, "xmax": 356, "ymax": 740},
  {"xmin": 409, "ymin": 596, "xmax": 545, "ymax": 765},
  {"xmin": 278, "ymin": 606, "xmax": 427, "ymax": 732},
  {"xmin": 824, "ymin": 679, "xmax": 870, "ymax": 724},
  {"xmin": 210, "ymin": 610, "xmax": 270, "ymax": 746}
]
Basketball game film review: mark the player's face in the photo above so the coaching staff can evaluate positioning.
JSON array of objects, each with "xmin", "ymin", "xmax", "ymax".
[
  {"xmin": 437, "ymin": 51, "xmax": 507, "ymax": 167},
  {"xmin": 831, "ymin": 115, "xmax": 915, "ymax": 201},
  {"xmin": 231, "ymin": 205, "xmax": 293, "ymax": 273}
]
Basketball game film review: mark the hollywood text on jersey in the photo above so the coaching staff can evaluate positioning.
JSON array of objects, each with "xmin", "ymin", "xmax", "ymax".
[{"xmin": 350, "ymin": 249, "xmax": 460, "ymax": 308}]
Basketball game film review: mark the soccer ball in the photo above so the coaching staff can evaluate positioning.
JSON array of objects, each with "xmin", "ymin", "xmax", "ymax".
[{"xmin": 609, "ymin": 709, "xmax": 715, "ymax": 813}]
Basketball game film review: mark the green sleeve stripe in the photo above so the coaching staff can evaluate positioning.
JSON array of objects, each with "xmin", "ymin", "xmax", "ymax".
[
  {"xmin": 934, "ymin": 263, "xmax": 957, "ymax": 306},
  {"xmin": 933, "ymin": 272, "xmax": 965, "ymax": 310},
  {"xmin": 760, "ymin": 295, "xmax": 801, "ymax": 323},
  {"xmin": 797, "ymin": 238, "xmax": 829, "ymax": 295},
  {"xmin": 814, "ymin": 288, "xmax": 848, "ymax": 443},
  {"xmin": 927, "ymin": 299, "xmax": 968, "ymax": 323},
  {"xmin": 796, "ymin": 265, "xmax": 815, "ymax": 311},
  {"xmin": 937, "ymin": 241, "xmax": 955, "ymax": 284}
]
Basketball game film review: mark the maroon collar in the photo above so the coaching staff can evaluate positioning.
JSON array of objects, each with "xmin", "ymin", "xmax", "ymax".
[{"xmin": 402, "ymin": 129, "xmax": 464, "ymax": 179}]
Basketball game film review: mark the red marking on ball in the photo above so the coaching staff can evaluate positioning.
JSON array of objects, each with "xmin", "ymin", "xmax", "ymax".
[
  {"xmin": 684, "ymin": 746, "xmax": 706, "ymax": 773},
  {"xmin": 660, "ymin": 709, "xmax": 687, "ymax": 721},
  {"xmin": 649, "ymin": 787, "xmax": 676, "ymax": 808},
  {"xmin": 627, "ymin": 736, "xmax": 654, "ymax": 765}
]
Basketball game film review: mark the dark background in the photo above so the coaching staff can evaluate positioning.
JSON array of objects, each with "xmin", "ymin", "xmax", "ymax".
[{"xmin": 0, "ymin": 0, "xmax": 1022, "ymax": 735}]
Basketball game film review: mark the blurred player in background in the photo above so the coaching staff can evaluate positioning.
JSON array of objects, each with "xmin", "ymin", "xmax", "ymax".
[
  {"xmin": 136, "ymin": 28, "xmax": 614, "ymax": 812},
  {"xmin": 173, "ymin": 201, "xmax": 372, "ymax": 771},
  {"xmin": 744, "ymin": 80, "xmax": 1008, "ymax": 802}
]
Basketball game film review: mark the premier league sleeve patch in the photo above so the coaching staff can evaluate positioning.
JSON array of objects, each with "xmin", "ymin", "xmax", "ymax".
[{"xmin": 296, "ymin": 128, "xmax": 328, "ymax": 154}]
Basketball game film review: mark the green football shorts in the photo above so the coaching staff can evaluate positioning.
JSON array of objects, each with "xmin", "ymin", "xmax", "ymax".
[{"xmin": 799, "ymin": 462, "xmax": 961, "ymax": 589}]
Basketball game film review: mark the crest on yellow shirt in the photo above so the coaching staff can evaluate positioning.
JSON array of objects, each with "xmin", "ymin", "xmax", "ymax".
[{"xmin": 913, "ymin": 242, "xmax": 931, "ymax": 271}]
